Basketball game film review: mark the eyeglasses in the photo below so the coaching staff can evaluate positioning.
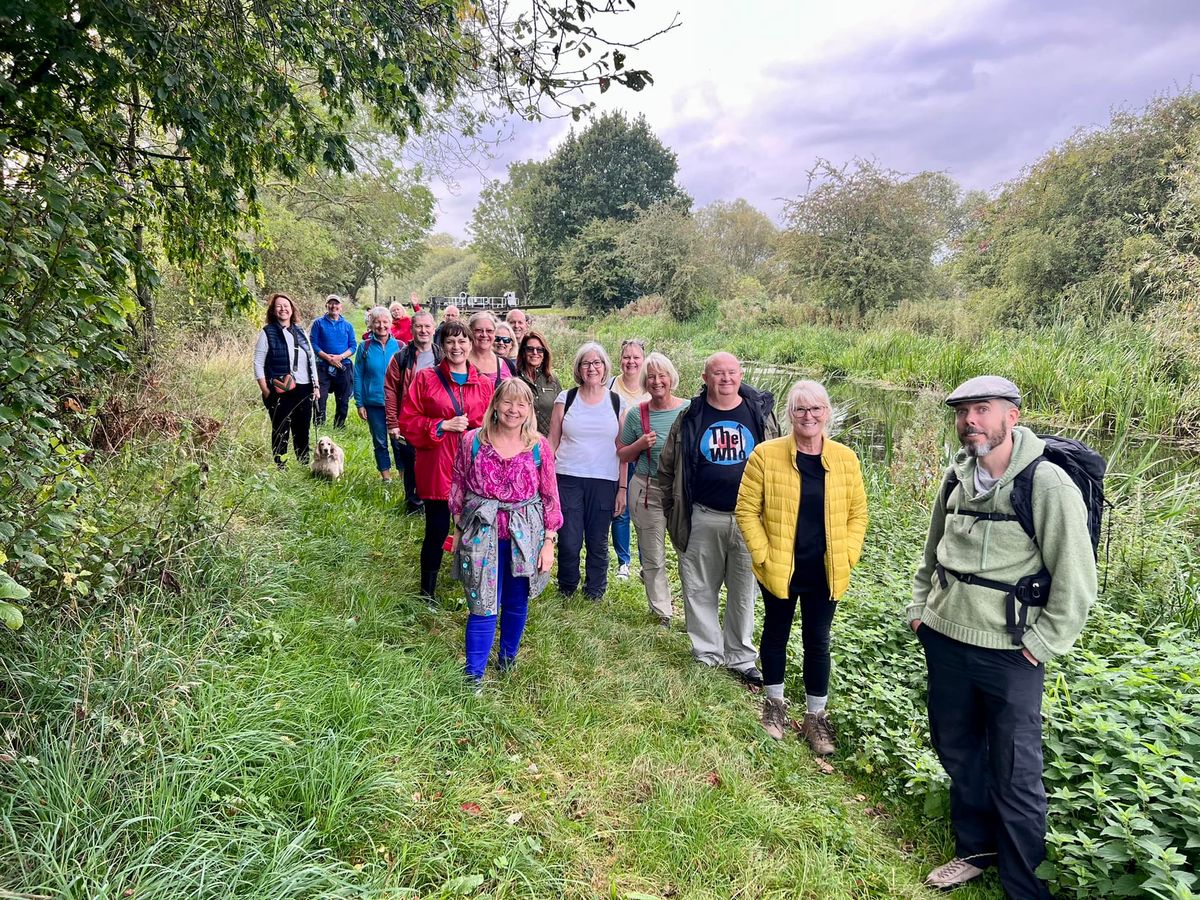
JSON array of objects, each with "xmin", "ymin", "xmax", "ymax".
[
  {"xmin": 525, "ymin": 346, "xmax": 545, "ymax": 355},
  {"xmin": 791, "ymin": 405, "xmax": 826, "ymax": 417},
  {"xmin": 495, "ymin": 337, "xmax": 513, "ymax": 346},
  {"xmin": 581, "ymin": 360, "xmax": 605, "ymax": 370}
]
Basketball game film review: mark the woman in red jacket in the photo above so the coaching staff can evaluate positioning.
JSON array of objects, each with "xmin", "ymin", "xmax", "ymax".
[{"xmin": 400, "ymin": 320, "xmax": 493, "ymax": 604}]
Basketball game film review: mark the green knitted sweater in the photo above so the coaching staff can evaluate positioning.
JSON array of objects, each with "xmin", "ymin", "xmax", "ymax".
[{"xmin": 909, "ymin": 426, "xmax": 1096, "ymax": 662}]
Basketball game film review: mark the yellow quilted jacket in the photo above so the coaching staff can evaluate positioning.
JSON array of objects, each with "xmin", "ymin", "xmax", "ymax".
[{"xmin": 735, "ymin": 433, "xmax": 868, "ymax": 600}]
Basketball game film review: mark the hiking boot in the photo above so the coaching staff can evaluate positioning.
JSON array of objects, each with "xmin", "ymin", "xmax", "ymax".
[
  {"xmin": 924, "ymin": 857, "xmax": 988, "ymax": 891},
  {"xmin": 617, "ymin": 563, "xmax": 630, "ymax": 580},
  {"xmin": 761, "ymin": 697, "xmax": 788, "ymax": 740},
  {"xmin": 657, "ymin": 615, "xmax": 671, "ymax": 630},
  {"xmin": 800, "ymin": 710, "xmax": 836, "ymax": 756}
]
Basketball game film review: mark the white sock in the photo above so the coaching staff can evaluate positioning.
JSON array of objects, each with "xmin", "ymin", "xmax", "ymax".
[
  {"xmin": 765, "ymin": 683, "xmax": 785, "ymax": 700},
  {"xmin": 806, "ymin": 694, "xmax": 827, "ymax": 714}
]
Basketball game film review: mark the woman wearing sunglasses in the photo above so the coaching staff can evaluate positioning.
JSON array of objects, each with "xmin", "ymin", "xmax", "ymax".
[
  {"xmin": 494, "ymin": 322, "xmax": 519, "ymax": 361},
  {"xmin": 517, "ymin": 330, "xmax": 562, "ymax": 436}
]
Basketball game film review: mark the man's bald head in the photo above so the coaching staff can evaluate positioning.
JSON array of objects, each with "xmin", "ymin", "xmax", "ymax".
[
  {"xmin": 702, "ymin": 352, "xmax": 744, "ymax": 402},
  {"xmin": 443, "ymin": 305, "xmax": 460, "ymax": 322}
]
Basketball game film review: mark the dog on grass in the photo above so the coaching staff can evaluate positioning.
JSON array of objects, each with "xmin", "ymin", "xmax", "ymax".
[{"xmin": 311, "ymin": 436, "xmax": 345, "ymax": 480}]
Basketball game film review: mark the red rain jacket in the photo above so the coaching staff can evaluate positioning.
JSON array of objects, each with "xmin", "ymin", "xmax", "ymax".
[{"xmin": 400, "ymin": 360, "xmax": 493, "ymax": 501}]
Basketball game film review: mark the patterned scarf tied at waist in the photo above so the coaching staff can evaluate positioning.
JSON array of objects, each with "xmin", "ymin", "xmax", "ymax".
[{"xmin": 454, "ymin": 492, "xmax": 549, "ymax": 615}]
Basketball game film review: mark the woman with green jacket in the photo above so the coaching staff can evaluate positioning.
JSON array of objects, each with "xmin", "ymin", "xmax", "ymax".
[{"xmin": 734, "ymin": 379, "xmax": 867, "ymax": 754}]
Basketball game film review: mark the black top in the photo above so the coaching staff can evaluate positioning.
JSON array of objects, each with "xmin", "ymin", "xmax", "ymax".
[
  {"xmin": 789, "ymin": 450, "xmax": 828, "ymax": 595},
  {"xmin": 690, "ymin": 398, "xmax": 759, "ymax": 512}
]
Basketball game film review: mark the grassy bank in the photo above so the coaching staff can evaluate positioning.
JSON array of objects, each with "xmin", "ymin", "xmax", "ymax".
[
  {"xmin": 0, "ymin": 334, "xmax": 979, "ymax": 898},
  {"xmin": 548, "ymin": 298, "xmax": 1200, "ymax": 441}
]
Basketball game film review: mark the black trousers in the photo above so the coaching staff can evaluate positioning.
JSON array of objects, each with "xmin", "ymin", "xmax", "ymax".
[
  {"xmin": 391, "ymin": 437, "xmax": 420, "ymax": 507},
  {"xmin": 757, "ymin": 580, "xmax": 836, "ymax": 695},
  {"xmin": 420, "ymin": 500, "xmax": 452, "ymax": 600},
  {"xmin": 314, "ymin": 361, "xmax": 353, "ymax": 428},
  {"xmin": 264, "ymin": 385, "xmax": 313, "ymax": 465},
  {"xmin": 555, "ymin": 474, "xmax": 615, "ymax": 599},
  {"xmin": 919, "ymin": 625, "xmax": 1051, "ymax": 900}
]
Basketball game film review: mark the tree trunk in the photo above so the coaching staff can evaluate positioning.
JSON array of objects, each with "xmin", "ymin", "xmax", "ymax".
[{"xmin": 127, "ymin": 83, "xmax": 155, "ymax": 356}]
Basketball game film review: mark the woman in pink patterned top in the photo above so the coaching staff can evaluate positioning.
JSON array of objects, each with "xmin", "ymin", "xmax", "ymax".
[{"xmin": 450, "ymin": 379, "xmax": 562, "ymax": 684}]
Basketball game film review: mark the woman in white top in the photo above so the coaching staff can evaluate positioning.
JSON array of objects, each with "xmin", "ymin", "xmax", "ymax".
[
  {"xmin": 608, "ymin": 338, "xmax": 650, "ymax": 579},
  {"xmin": 253, "ymin": 292, "xmax": 321, "ymax": 469},
  {"xmin": 549, "ymin": 342, "xmax": 626, "ymax": 600}
]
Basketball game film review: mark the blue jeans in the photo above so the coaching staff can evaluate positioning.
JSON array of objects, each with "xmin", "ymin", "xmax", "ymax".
[
  {"xmin": 464, "ymin": 540, "xmax": 531, "ymax": 679},
  {"xmin": 610, "ymin": 462, "xmax": 635, "ymax": 566},
  {"xmin": 364, "ymin": 404, "xmax": 394, "ymax": 472}
]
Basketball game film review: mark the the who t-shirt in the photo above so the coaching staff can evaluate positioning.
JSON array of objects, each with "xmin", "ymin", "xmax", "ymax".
[{"xmin": 691, "ymin": 398, "xmax": 758, "ymax": 512}]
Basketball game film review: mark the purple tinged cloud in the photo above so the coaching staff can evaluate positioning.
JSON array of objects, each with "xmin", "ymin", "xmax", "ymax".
[{"xmin": 428, "ymin": 0, "xmax": 1200, "ymax": 239}]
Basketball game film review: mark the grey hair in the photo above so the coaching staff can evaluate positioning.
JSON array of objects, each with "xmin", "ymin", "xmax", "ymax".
[
  {"xmin": 367, "ymin": 306, "xmax": 393, "ymax": 327},
  {"xmin": 787, "ymin": 379, "xmax": 833, "ymax": 436},
  {"xmin": 412, "ymin": 309, "xmax": 434, "ymax": 323},
  {"xmin": 640, "ymin": 352, "xmax": 679, "ymax": 391},
  {"xmin": 495, "ymin": 321, "xmax": 515, "ymax": 340},
  {"xmin": 572, "ymin": 341, "xmax": 612, "ymax": 386}
]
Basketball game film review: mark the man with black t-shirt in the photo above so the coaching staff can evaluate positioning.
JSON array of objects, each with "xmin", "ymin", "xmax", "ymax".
[{"xmin": 659, "ymin": 352, "xmax": 780, "ymax": 686}]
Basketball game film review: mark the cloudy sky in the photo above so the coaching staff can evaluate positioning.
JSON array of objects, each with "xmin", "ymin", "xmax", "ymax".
[{"xmin": 425, "ymin": 0, "xmax": 1200, "ymax": 239}]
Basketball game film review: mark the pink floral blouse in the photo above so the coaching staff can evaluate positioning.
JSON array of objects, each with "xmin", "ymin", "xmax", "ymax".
[{"xmin": 450, "ymin": 434, "xmax": 564, "ymax": 540}]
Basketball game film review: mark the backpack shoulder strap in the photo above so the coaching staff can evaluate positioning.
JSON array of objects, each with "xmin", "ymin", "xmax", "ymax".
[
  {"xmin": 639, "ymin": 400, "xmax": 651, "ymax": 435},
  {"xmin": 563, "ymin": 387, "xmax": 579, "ymax": 416},
  {"xmin": 1009, "ymin": 457, "xmax": 1044, "ymax": 545},
  {"xmin": 610, "ymin": 391, "xmax": 621, "ymax": 417},
  {"xmin": 942, "ymin": 470, "xmax": 959, "ymax": 507}
]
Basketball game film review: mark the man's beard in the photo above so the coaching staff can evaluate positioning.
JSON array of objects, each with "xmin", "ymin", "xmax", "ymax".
[{"xmin": 959, "ymin": 421, "xmax": 1008, "ymax": 458}]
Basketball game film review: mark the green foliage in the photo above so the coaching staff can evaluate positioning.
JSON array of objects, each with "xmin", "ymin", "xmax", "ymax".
[
  {"xmin": 467, "ymin": 259, "xmax": 517, "ymax": 297},
  {"xmin": 555, "ymin": 219, "xmax": 639, "ymax": 313},
  {"xmin": 621, "ymin": 201, "xmax": 720, "ymax": 321},
  {"xmin": 468, "ymin": 161, "xmax": 542, "ymax": 299},
  {"xmin": 424, "ymin": 253, "xmax": 480, "ymax": 299},
  {"xmin": 781, "ymin": 159, "xmax": 961, "ymax": 319},
  {"xmin": 956, "ymin": 92, "xmax": 1200, "ymax": 322},
  {"xmin": 696, "ymin": 198, "xmax": 780, "ymax": 275},
  {"xmin": 527, "ymin": 111, "xmax": 689, "ymax": 299}
]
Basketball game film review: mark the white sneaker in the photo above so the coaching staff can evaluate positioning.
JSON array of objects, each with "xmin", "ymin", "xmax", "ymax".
[{"xmin": 617, "ymin": 563, "xmax": 630, "ymax": 580}]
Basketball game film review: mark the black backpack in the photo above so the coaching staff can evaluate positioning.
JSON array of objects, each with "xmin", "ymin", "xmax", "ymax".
[
  {"xmin": 944, "ymin": 435, "xmax": 1108, "ymax": 559},
  {"xmin": 562, "ymin": 387, "xmax": 621, "ymax": 418},
  {"xmin": 939, "ymin": 435, "xmax": 1108, "ymax": 645}
]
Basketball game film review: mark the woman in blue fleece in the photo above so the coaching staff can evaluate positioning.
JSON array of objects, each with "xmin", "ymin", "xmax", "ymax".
[{"xmin": 354, "ymin": 306, "xmax": 401, "ymax": 482}]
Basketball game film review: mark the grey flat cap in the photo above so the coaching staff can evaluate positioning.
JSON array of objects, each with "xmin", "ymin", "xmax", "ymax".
[{"xmin": 945, "ymin": 375, "xmax": 1022, "ymax": 408}]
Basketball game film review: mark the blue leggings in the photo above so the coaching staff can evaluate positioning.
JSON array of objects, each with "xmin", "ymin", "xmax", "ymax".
[
  {"xmin": 464, "ymin": 540, "xmax": 531, "ymax": 679},
  {"xmin": 610, "ymin": 463, "xmax": 635, "ymax": 566}
]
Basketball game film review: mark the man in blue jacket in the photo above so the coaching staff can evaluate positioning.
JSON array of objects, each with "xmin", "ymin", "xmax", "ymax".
[{"xmin": 310, "ymin": 294, "xmax": 357, "ymax": 428}]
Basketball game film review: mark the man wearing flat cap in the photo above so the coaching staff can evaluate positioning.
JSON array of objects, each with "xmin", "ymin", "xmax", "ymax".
[{"xmin": 910, "ymin": 376, "xmax": 1096, "ymax": 897}]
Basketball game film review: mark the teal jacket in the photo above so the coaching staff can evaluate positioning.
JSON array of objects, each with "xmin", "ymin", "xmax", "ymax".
[
  {"xmin": 909, "ymin": 426, "xmax": 1096, "ymax": 662},
  {"xmin": 354, "ymin": 335, "xmax": 400, "ymax": 408}
]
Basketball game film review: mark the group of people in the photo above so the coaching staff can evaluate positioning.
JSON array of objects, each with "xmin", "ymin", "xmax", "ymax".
[{"xmin": 256, "ymin": 294, "xmax": 1096, "ymax": 900}]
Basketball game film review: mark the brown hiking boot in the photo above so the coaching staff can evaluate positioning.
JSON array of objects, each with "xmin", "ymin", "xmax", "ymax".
[
  {"xmin": 761, "ymin": 697, "xmax": 787, "ymax": 740},
  {"xmin": 800, "ymin": 710, "xmax": 836, "ymax": 756}
]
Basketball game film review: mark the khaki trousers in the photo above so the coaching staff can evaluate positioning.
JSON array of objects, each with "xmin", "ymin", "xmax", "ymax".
[
  {"xmin": 629, "ymin": 473, "xmax": 672, "ymax": 619},
  {"xmin": 678, "ymin": 503, "xmax": 758, "ymax": 668}
]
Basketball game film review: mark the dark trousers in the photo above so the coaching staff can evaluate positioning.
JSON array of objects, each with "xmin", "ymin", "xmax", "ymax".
[
  {"xmin": 264, "ymin": 384, "xmax": 312, "ymax": 465},
  {"xmin": 392, "ymin": 438, "xmax": 420, "ymax": 507},
  {"xmin": 314, "ymin": 361, "xmax": 353, "ymax": 427},
  {"xmin": 420, "ymin": 500, "xmax": 452, "ymax": 600},
  {"xmin": 919, "ymin": 625, "xmax": 1051, "ymax": 900},
  {"xmin": 556, "ymin": 473, "xmax": 616, "ymax": 599},
  {"xmin": 758, "ymin": 581, "xmax": 837, "ymax": 694}
]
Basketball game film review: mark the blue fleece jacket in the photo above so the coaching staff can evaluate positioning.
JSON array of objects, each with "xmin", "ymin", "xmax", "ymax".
[{"xmin": 354, "ymin": 335, "xmax": 400, "ymax": 408}]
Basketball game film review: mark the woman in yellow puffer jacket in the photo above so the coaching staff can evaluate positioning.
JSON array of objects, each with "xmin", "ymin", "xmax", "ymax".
[{"xmin": 735, "ymin": 379, "xmax": 867, "ymax": 754}]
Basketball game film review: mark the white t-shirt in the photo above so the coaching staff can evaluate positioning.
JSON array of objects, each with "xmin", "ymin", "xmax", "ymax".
[{"xmin": 554, "ymin": 390, "xmax": 621, "ymax": 481}]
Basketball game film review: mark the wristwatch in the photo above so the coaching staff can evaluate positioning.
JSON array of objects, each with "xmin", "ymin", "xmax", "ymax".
[{"xmin": 544, "ymin": 532, "xmax": 558, "ymax": 544}]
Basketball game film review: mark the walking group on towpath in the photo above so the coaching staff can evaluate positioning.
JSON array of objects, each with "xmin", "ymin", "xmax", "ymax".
[{"xmin": 254, "ymin": 293, "xmax": 1100, "ymax": 899}]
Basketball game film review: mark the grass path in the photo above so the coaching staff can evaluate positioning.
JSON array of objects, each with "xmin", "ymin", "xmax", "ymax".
[{"xmin": 1, "ymin": 339, "xmax": 1004, "ymax": 898}]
